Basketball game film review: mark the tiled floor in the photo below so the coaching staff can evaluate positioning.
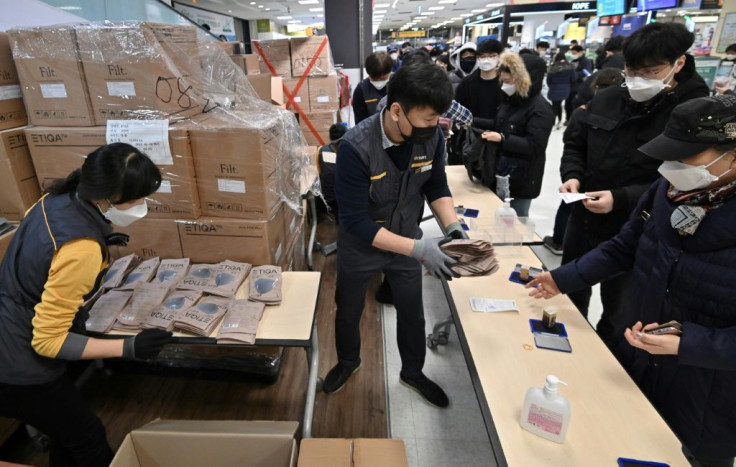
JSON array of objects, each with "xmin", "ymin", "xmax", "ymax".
[{"xmin": 383, "ymin": 127, "xmax": 603, "ymax": 466}]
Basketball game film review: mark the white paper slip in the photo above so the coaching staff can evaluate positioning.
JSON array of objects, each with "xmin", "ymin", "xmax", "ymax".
[
  {"xmin": 559, "ymin": 192, "xmax": 595, "ymax": 204},
  {"xmin": 106, "ymin": 119, "xmax": 173, "ymax": 165},
  {"xmin": 470, "ymin": 297, "xmax": 519, "ymax": 313}
]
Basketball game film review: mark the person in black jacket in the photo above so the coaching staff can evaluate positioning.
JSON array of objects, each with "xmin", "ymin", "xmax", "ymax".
[
  {"xmin": 481, "ymin": 52, "xmax": 554, "ymax": 216},
  {"xmin": 558, "ymin": 23, "xmax": 709, "ymax": 347},
  {"xmin": 546, "ymin": 52, "xmax": 577, "ymax": 130},
  {"xmin": 455, "ymin": 39, "xmax": 504, "ymax": 130},
  {"xmin": 529, "ymin": 95, "xmax": 736, "ymax": 467},
  {"xmin": 575, "ymin": 36, "xmax": 626, "ymax": 106},
  {"xmin": 353, "ymin": 52, "xmax": 393, "ymax": 124},
  {"xmin": 566, "ymin": 45, "xmax": 593, "ymax": 123}
]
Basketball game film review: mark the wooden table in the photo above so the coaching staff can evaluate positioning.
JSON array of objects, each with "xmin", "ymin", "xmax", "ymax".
[
  {"xmin": 97, "ymin": 271, "xmax": 322, "ymax": 439},
  {"xmin": 439, "ymin": 166, "xmax": 687, "ymax": 466}
]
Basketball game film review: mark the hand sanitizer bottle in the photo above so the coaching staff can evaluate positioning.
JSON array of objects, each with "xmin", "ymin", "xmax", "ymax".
[
  {"xmin": 520, "ymin": 375, "xmax": 571, "ymax": 443},
  {"xmin": 494, "ymin": 198, "xmax": 518, "ymax": 227}
]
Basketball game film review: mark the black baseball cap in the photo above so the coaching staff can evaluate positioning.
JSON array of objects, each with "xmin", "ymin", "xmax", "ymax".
[{"xmin": 639, "ymin": 95, "xmax": 736, "ymax": 161}]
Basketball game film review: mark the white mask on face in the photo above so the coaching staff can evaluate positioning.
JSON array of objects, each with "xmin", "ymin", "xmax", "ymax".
[
  {"xmin": 726, "ymin": 54, "xmax": 736, "ymax": 61},
  {"xmin": 101, "ymin": 200, "xmax": 148, "ymax": 227},
  {"xmin": 658, "ymin": 152, "xmax": 733, "ymax": 191},
  {"xmin": 624, "ymin": 65, "xmax": 677, "ymax": 102},
  {"xmin": 390, "ymin": 53, "xmax": 399, "ymax": 61},
  {"xmin": 478, "ymin": 57, "xmax": 498, "ymax": 72},
  {"xmin": 371, "ymin": 79, "xmax": 389, "ymax": 90},
  {"xmin": 501, "ymin": 82, "xmax": 516, "ymax": 96}
]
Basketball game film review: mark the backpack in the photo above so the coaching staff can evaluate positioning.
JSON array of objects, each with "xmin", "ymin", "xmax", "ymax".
[{"xmin": 462, "ymin": 126, "xmax": 501, "ymax": 190}]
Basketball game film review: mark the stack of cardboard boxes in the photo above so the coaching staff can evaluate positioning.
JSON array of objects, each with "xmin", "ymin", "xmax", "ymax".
[
  {"xmin": 253, "ymin": 36, "xmax": 341, "ymax": 146},
  {"xmin": 7, "ymin": 22, "xmax": 310, "ymax": 271}
]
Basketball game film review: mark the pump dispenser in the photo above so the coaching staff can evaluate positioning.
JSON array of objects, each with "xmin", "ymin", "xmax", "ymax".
[
  {"xmin": 520, "ymin": 375, "xmax": 571, "ymax": 443},
  {"xmin": 494, "ymin": 198, "xmax": 517, "ymax": 227}
]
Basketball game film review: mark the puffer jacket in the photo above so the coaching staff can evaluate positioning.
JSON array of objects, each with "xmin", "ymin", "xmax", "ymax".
[
  {"xmin": 560, "ymin": 54, "xmax": 710, "ymax": 236},
  {"xmin": 546, "ymin": 61, "xmax": 576, "ymax": 101},
  {"xmin": 552, "ymin": 177, "xmax": 736, "ymax": 460},
  {"xmin": 449, "ymin": 42, "xmax": 477, "ymax": 87},
  {"xmin": 492, "ymin": 52, "xmax": 555, "ymax": 199}
]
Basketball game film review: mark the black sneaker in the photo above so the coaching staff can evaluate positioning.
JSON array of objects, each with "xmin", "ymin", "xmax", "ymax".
[
  {"xmin": 400, "ymin": 372, "xmax": 449, "ymax": 408},
  {"xmin": 374, "ymin": 280, "xmax": 393, "ymax": 305},
  {"xmin": 543, "ymin": 236, "xmax": 563, "ymax": 256},
  {"xmin": 323, "ymin": 361, "xmax": 361, "ymax": 394}
]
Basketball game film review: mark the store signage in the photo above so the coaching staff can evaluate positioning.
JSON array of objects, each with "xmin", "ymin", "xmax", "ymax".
[
  {"xmin": 572, "ymin": 2, "xmax": 592, "ymax": 9},
  {"xmin": 393, "ymin": 30, "xmax": 427, "ymax": 38}
]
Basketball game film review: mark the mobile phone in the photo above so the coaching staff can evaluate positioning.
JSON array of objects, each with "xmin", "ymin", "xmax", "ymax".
[
  {"xmin": 463, "ymin": 208, "xmax": 479, "ymax": 218},
  {"xmin": 618, "ymin": 458, "xmax": 670, "ymax": 467},
  {"xmin": 529, "ymin": 319, "xmax": 568, "ymax": 337},
  {"xmin": 644, "ymin": 320, "xmax": 683, "ymax": 336},
  {"xmin": 533, "ymin": 334, "xmax": 572, "ymax": 353}
]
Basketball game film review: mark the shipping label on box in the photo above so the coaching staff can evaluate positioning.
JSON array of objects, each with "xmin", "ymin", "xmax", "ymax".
[
  {"xmin": 113, "ymin": 217, "xmax": 183, "ymax": 260},
  {"xmin": 290, "ymin": 36, "xmax": 332, "ymax": 78},
  {"xmin": 178, "ymin": 205, "xmax": 286, "ymax": 265},
  {"xmin": 74, "ymin": 23, "xmax": 205, "ymax": 125},
  {"xmin": 9, "ymin": 26, "xmax": 95, "ymax": 126},
  {"xmin": 24, "ymin": 126, "xmax": 200, "ymax": 218},
  {"xmin": 308, "ymin": 76, "xmax": 339, "ymax": 112},
  {"xmin": 0, "ymin": 128, "xmax": 41, "ymax": 220}
]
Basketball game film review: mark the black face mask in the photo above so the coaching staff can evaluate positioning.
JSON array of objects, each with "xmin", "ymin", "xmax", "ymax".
[
  {"xmin": 397, "ymin": 106, "xmax": 437, "ymax": 144},
  {"xmin": 460, "ymin": 58, "xmax": 476, "ymax": 73}
]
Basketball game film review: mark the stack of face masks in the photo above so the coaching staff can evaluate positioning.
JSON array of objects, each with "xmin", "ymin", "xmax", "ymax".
[
  {"xmin": 113, "ymin": 282, "xmax": 171, "ymax": 332},
  {"xmin": 85, "ymin": 290, "xmax": 134, "ymax": 333},
  {"xmin": 117, "ymin": 257, "xmax": 161, "ymax": 290},
  {"xmin": 177, "ymin": 260, "xmax": 251, "ymax": 298},
  {"xmin": 153, "ymin": 259, "xmax": 191, "ymax": 287},
  {"xmin": 249, "ymin": 266, "xmax": 283, "ymax": 305},
  {"xmin": 102, "ymin": 254, "xmax": 139, "ymax": 289},
  {"xmin": 141, "ymin": 290, "xmax": 202, "ymax": 332},
  {"xmin": 440, "ymin": 239, "xmax": 500, "ymax": 277},
  {"xmin": 173, "ymin": 295, "xmax": 231, "ymax": 337},
  {"xmin": 216, "ymin": 299, "xmax": 267, "ymax": 344}
]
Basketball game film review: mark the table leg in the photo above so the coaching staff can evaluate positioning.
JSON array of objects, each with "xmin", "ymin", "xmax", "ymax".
[
  {"xmin": 306, "ymin": 192, "xmax": 318, "ymax": 271},
  {"xmin": 302, "ymin": 322, "xmax": 320, "ymax": 438}
]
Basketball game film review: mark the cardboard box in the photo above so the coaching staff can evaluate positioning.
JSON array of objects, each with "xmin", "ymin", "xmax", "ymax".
[
  {"xmin": 253, "ymin": 39, "xmax": 290, "ymax": 75},
  {"xmin": 260, "ymin": 59, "xmax": 292, "ymax": 78},
  {"xmin": 300, "ymin": 110, "xmax": 335, "ymax": 147},
  {"xmin": 298, "ymin": 439, "xmax": 408, "ymax": 467},
  {"xmin": 230, "ymin": 54, "xmax": 260, "ymax": 76},
  {"xmin": 0, "ymin": 228, "xmax": 17, "ymax": 264},
  {"xmin": 178, "ymin": 204, "xmax": 286, "ymax": 265},
  {"xmin": 246, "ymin": 74, "xmax": 284, "ymax": 105},
  {"xmin": 283, "ymin": 78, "xmax": 310, "ymax": 111},
  {"xmin": 188, "ymin": 112, "xmax": 283, "ymax": 220},
  {"xmin": 75, "ymin": 23, "xmax": 204, "ymax": 124},
  {"xmin": 308, "ymin": 76, "xmax": 339, "ymax": 112},
  {"xmin": 290, "ymin": 36, "xmax": 332, "ymax": 78},
  {"xmin": 280, "ymin": 208, "xmax": 306, "ymax": 271},
  {"xmin": 214, "ymin": 41, "xmax": 243, "ymax": 55},
  {"xmin": 112, "ymin": 217, "xmax": 183, "ymax": 260},
  {"xmin": 9, "ymin": 26, "xmax": 95, "ymax": 126},
  {"xmin": 111, "ymin": 419, "xmax": 298, "ymax": 467},
  {"xmin": 0, "ymin": 128, "xmax": 41, "ymax": 221},
  {"xmin": 0, "ymin": 33, "xmax": 27, "ymax": 131},
  {"xmin": 24, "ymin": 126, "xmax": 200, "ymax": 219}
]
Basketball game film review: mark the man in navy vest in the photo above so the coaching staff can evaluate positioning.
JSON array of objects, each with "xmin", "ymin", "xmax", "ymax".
[{"xmin": 324, "ymin": 61, "xmax": 465, "ymax": 408}]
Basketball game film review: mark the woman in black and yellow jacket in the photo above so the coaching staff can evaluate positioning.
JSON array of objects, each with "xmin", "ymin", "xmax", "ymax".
[{"xmin": 0, "ymin": 143, "xmax": 173, "ymax": 466}]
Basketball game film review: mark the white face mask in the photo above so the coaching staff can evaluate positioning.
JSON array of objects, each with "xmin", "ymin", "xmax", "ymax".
[
  {"xmin": 390, "ymin": 53, "xmax": 398, "ymax": 61},
  {"xmin": 371, "ymin": 79, "xmax": 389, "ymax": 90},
  {"xmin": 501, "ymin": 82, "xmax": 516, "ymax": 96},
  {"xmin": 101, "ymin": 200, "xmax": 148, "ymax": 227},
  {"xmin": 624, "ymin": 65, "xmax": 677, "ymax": 102},
  {"xmin": 658, "ymin": 152, "xmax": 733, "ymax": 191},
  {"xmin": 726, "ymin": 54, "xmax": 736, "ymax": 61},
  {"xmin": 478, "ymin": 57, "xmax": 498, "ymax": 72}
]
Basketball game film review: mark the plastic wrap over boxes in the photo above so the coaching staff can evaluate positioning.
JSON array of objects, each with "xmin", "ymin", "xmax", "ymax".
[{"xmin": 0, "ymin": 33, "xmax": 27, "ymax": 131}]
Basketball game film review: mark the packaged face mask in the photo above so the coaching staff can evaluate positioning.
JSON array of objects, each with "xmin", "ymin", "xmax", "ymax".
[
  {"xmin": 102, "ymin": 254, "xmax": 139, "ymax": 289},
  {"xmin": 141, "ymin": 290, "xmax": 202, "ymax": 332},
  {"xmin": 154, "ymin": 259, "xmax": 191, "ymax": 286},
  {"xmin": 113, "ymin": 282, "xmax": 170, "ymax": 332},
  {"xmin": 216, "ymin": 299, "xmax": 266, "ymax": 345},
  {"xmin": 118, "ymin": 257, "xmax": 161, "ymax": 290},
  {"xmin": 177, "ymin": 261, "xmax": 251, "ymax": 298},
  {"xmin": 85, "ymin": 290, "xmax": 134, "ymax": 333},
  {"xmin": 249, "ymin": 265, "xmax": 283, "ymax": 305},
  {"xmin": 174, "ymin": 295, "xmax": 231, "ymax": 337},
  {"xmin": 440, "ymin": 239, "xmax": 500, "ymax": 277}
]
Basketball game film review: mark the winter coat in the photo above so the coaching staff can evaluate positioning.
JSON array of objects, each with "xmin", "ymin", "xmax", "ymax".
[
  {"xmin": 455, "ymin": 69, "xmax": 500, "ymax": 129},
  {"xmin": 552, "ymin": 177, "xmax": 736, "ymax": 460},
  {"xmin": 546, "ymin": 61, "xmax": 576, "ymax": 101},
  {"xmin": 571, "ymin": 55, "xmax": 593, "ymax": 93},
  {"xmin": 449, "ymin": 42, "xmax": 478, "ymax": 88},
  {"xmin": 600, "ymin": 52, "xmax": 625, "ymax": 70},
  {"xmin": 560, "ymin": 54, "xmax": 709, "ymax": 235},
  {"xmin": 492, "ymin": 53, "xmax": 555, "ymax": 199}
]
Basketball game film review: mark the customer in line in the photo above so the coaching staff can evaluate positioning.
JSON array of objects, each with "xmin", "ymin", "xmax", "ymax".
[
  {"xmin": 558, "ymin": 22, "xmax": 709, "ymax": 347},
  {"xmin": 546, "ymin": 52, "xmax": 576, "ymax": 130},
  {"xmin": 528, "ymin": 95, "xmax": 736, "ymax": 467},
  {"xmin": 0, "ymin": 143, "xmax": 172, "ymax": 466},
  {"xmin": 353, "ymin": 52, "xmax": 393, "ymax": 124},
  {"xmin": 566, "ymin": 45, "xmax": 593, "ymax": 123},
  {"xmin": 455, "ymin": 39, "xmax": 504, "ymax": 130},
  {"xmin": 480, "ymin": 52, "xmax": 554, "ymax": 217},
  {"xmin": 448, "ymin": 42, "xmax": 477, "ymax": 88}
]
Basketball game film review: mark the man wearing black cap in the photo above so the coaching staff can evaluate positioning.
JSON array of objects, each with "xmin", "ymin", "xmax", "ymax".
[
  {"xmin": 528, "ymin": 94, "xmax": 736, "ymax": 467},
  {"xmin": 558, "ymin": 22, "xmax": 709, "ymax": 348}
]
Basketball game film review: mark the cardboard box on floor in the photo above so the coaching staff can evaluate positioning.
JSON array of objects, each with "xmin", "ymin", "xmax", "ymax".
[
  {"xmin": 246, "ymin": 74, "xmax": 284, "ymax": 105},
  {"xmin": 214, "ymin": 41, "xmax": 243, "ymax": 55},
  {"xmin": 111, "ymin": 217, "xmax": 183, "ymax": 260},
  {"xmin": 187, "ymin": 111, "xmax": 283, "ymax": 220},
  {"xmin": 110, "ymin": 419, "xmax": 299, "ymax": 467},
  {"xmin": 0, "ymin": 128, "xmax": 41, "ymax": 221},
  {"xmin": 300, "ymin": 110, "xmax": 335, "ymax": 147},
  {"xmin": 298, "ymin": 438, "xmax": 408, "ymax": 467},
  {"xmin": 283, "ymin": 78, "xmax": 310, "ymax": 111},
  {"xmin": 178, "ymin": 203, "xmax": 286, "ymax": 265},
  {"xmin": 253, "ymin": 39, "xmax": 291, "ymax": 77},
  {"xmin": 24, "ymin": 126, "xmax": 200, "ymax": 219},
  {"xmin": 307, "ymin": 76, "xmax": 339, "ymax": 112},
  {"xmin": 75, "ymin": 23, "xmax": 204, "ymax": 125},
  {"xmin": 290, "ymin": 36, "xmax": 332, "ymax": 78},
  {"xmin": 9, "ymin": 26, "xmax": 95, "ymax": 126},
  {"xmin": 0, "ymin": 33, "xmax": 28, "ymax": 131},
  {"xmin": 230, "ymin": 54, "xmax": 260, "ymax": 76}
]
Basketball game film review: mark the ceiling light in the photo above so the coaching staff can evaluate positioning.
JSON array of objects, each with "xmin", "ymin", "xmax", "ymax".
[
  {"xmin": 250, "ymin": 1, "xmax": 256, "ymax": 4},
  {"xmin": 309, "ymin": 7, "xmax": 323, "ymax": 11},
  {"xmin": 375, "ymin": 3, "xmax": 390, "ymax": 7},
  {"xmin": 438, "ymin": 0, "xmax": 457, "ymax": 3},
  {"xmin": 460, "ymin": 13, "xmax": 472, "ymax": 17},
  {"xmin": 471, "ymin": 9, "xmax": 485, "ymax": 13},
  {"xmin": 288, "ymin": 19, "xmax": 302, "ymax": 23},
  {"xmin": 277, "ymin": 15, "xmax": 292, "ymax": 19},
  {"xmin": 265, "ymin": 8, "xmax": 270, "ymax": 10},
  {"xmin": 486, "ymin": 2, "xmax": 503, "ymax": 6},
  {"xmin": 58, "ymin": 5, "xmax": 82, "ymax": 10},
  {"xmin": 228, "ymin": 9, "xmax": 233, "ymax": 13},
  {"xmin": 374, "ymin": 9, "xmax": 387, "ymax": 14},
  {"xmin": 258, "ymin": 4, "xmax": 264, "ymax": 8},
  {"xmin": 391, "ymin": 0, "xmax": 398, "ymax": 8},
  {"xmin": 298, "ymin": 0, "xmax": 319, "ymax": 4},
  {"xmin": 428, "ymin": 6, "xmax": 445, "ymax": 10},
  {"xmin": 451, "ymin": 17, "xmax": 461, "ymax": 20}
]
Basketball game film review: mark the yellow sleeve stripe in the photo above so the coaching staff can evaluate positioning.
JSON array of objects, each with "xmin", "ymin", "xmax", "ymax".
[
  {"xmin": 364, "ymin": 98, "xmax": 378, "ymax": 103},
  {"xmin": 411, "ymin": 161, "xmax": 433, "ymax": 168},
  {"xmin": 40, "ymin": 195, "xmax": 57, "ymax": 251},
  {"xmin": 370, "ymin": 172, "xmax": 387, "ymax": 181}
]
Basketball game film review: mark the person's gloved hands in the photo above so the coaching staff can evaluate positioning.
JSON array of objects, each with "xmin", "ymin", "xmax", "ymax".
[
  {"xmin": 409, "ymin": 237, "xmax": 460, "ymax": 280},
  {"xmin": 446, "ymin": 221, "xmax": 469, "ymax": 240},
  {"xmin": 122, "ymin": 329, "xmax": 173, "ymax": 360}
]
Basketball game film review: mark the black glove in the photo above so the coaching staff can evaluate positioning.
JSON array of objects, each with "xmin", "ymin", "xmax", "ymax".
[{"xmin": 122, "ymin": 329, "xmax": 173, "ymax": 360}]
